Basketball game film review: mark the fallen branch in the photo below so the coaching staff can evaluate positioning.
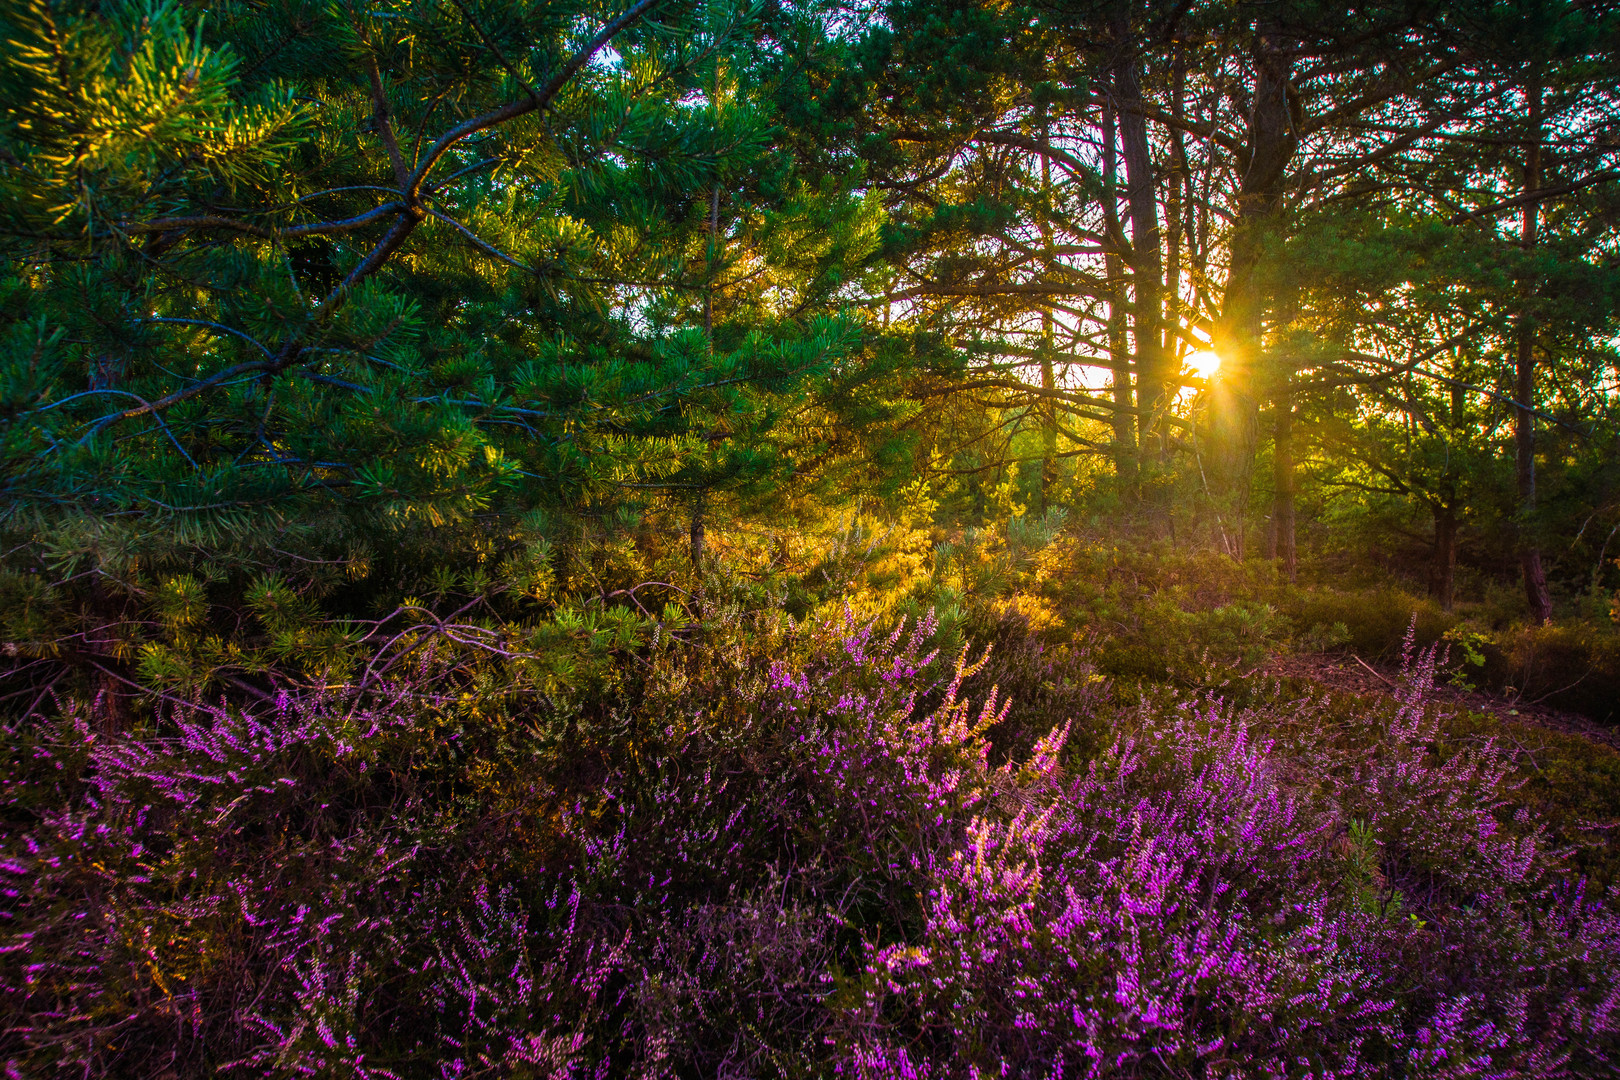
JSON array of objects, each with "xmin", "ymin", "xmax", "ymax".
[{"xmin": 1352, "ymin": 654, "xmax": 1398, "ymax": 690}]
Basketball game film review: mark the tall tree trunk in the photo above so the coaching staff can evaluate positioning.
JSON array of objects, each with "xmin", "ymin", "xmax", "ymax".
[
  {"xmin": 87, "ymin": 576, "xmax": 130, "ymax": 733},
  {"xmin": 692, "ymin": 183, "xmax": 721, "ymax": 565},
  {"xmin": 1036, "ymin": 317, "xmax": 1062, "ymax": 511},
  {"xmin": 1164, "ymin": 40, "xmax": 1187, "ymax": 452},
  {"xmin": 1211, "ymin": 32, "xmax": 1297, "ymax": 498},
  {"xmin": 86, "ymin": 349, "xmax": 132, "ymax": 728},
  {"xmin": 1101, "ymin": 97, "xmax": 1137, "ymax": 479},
  {"xmin": 1429, "ymin": 501, "xmax": 1458, "ymax": 613},
  {"xmin": 1269, "ymin": 395, "xmax": 1296, "ymax": 580},
  {"xmin": 1037, "ymin": 104, "xmax": 1059, "ymax": 509},
  {"xmin": 89, "ymin": 353, "xmax": 126, "ymax": 390},
  {"xmin": 1517, "ymin": 81, "xmax": 1553, "ymax": 624},
  {"xmin": 703, "ymin": 184, "xmax": 719, "ymax": 335},
  {"xmin": 1113, "ymin": 34, "xmax": 1167, "ymax": 455},
  {"xmin": 1516, "ymin": 308, "xmax": 1550, "ymax": 622},
  {"xmin": 690, "ymin": 489, "xmax": 706, "ymax": 566}
]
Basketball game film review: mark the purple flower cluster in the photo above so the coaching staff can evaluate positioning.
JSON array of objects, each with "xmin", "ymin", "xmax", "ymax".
[
  {"xmin": 1, "ymin": 684, "xmax": 621, "ymax": 1077},
  {"xmin": 847, "ymin": 644, "xmax": 1620, "ymax": 1078},
  {"xmin": 1, "ymin": 616, "xmax": 1614, "ymax": 1077}
]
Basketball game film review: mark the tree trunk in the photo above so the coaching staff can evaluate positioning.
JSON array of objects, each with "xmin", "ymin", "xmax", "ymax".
[
  {"xmin": 692, "ymin": 183, "xmax": 721, "ymax": 561},
  {"xmin": 1210, "ymin": 32, "xmax": 1297, "ymax": 497},
  {"xmin": 1164, "ymin": 41, "xmax": 1187, "ymax": 459},
  {"xmin": 86, "ymin": 576, "xmax": 130, "ymax": 733},
  {"xmin": 1101, "ymin": 97, "xmax": 1137, "ymax": 479},
  {"xmin": 1429, "ymin": 502, "xmax": 1458, "ymax": 613},
  {"xmin": 1040, "ymin": 326, "xmax": 1057, "ymax": 509},
  {"xmin": 89, "ymin": 353, "xmax": 126, "ymax": 390},
  {"xmin": 703, "ymin": 184, "xmax": 719, "ymax": 335},
  {"xmin": 1517, "ymin": 313, "xmax": 1551, "ymax": 622},
  {"xmin": 1037, "ymin": 104, "xmax": 1058, "ymax": 509},
  {"xmin": 690, "ymin": 490, "xmax": 706, "ymax": 566},
  {"xmin": 1113, "ymin": 37, "xmax": 1167, "ymax": 454},
  {"xmin": 1269, "ymin": 396, "xmax": 1296, "ymax": 581},
  {"xmin": 1517, "ymin": 79, "xmax": 1553, "ymax": 625}
]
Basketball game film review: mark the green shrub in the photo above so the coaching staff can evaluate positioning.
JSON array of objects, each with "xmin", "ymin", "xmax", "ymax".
[
  {"xmin": 1283, "ymin": 586, "xmax": 1457, "ymax": 659},
  {"xmin": 1482, "ymin": 623, "xmax": 1620, "ymax": 724}
]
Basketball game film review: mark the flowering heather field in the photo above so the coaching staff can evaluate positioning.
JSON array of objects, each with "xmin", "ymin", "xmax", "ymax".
[{"xmin": 3, "ymin": 615, "xmax": 1616, "ymax": 1078}]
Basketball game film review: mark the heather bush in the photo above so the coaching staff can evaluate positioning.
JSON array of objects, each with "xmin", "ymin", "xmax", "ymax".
[
  {"xmin": 1280, "ymin": 587, "xmax": 1456, "ymax": 662},
  {"xmin": 2, "ymin": 615, "xmax": 1615, "ymax": 1077},
  {"xmin": 0, "ymin": 678, "xmax": 627, "ymax": 1077},
  {"xmin": 842, "ymin": 641, "xmax": 1620, "ymax": 1078}
]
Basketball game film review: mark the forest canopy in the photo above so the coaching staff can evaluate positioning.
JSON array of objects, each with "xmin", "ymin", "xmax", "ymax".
[{"xmin": 3, "ymin": 0, "xmax": 1620, "ymax": 1076}]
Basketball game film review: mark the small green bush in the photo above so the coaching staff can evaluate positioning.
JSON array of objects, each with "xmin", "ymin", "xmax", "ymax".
[
  {"xmin": 1283, "ymin": 586, "xmax": 1456, "ymax": 659},
  {"xmin": 1483, "ymin": 624, "xmax": 1620, "ymax": 724}
]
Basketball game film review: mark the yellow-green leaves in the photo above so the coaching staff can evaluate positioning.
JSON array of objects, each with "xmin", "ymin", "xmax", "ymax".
[
  {"xmin": 152, "ymin": 573, "xmax": 208, "ymax": 631},
  {"xmin": 4, "ymin": 0, "xmax": 308, "ymax": 196}
]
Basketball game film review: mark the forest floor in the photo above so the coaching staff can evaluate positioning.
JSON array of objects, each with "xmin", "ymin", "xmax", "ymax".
[{"xmin": 1261, "ymin": 649, "xmax": 1620, "ymax": 752}]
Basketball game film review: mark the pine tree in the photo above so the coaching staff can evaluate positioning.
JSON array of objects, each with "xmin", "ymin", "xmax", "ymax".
[{"xmin": 0, "ymin": 0, "xmax": 882, "ymax": 705}]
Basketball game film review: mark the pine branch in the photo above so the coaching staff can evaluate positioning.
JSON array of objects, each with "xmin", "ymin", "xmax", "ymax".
[
  {"xmin": 1449, "ymin": 171, "xmax": 1620, "ymax": 225},
  {"xmin": 408, "ymin": 0, "xmax": 666, "ymax": 203},
  {"xmin": 127, "ymin": 204, "xmax": 407, "ymax": 239},
  {"xmin": 365, "ymin": 55, "xmax": 411, "ymax": 190}
]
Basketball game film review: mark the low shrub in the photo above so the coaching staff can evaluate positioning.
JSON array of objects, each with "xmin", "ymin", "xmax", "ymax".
[
  {"xmin": 1480, "ymin": 624, "xmax": 1620, "ymax": 724},
  {"xmin": 2, "ymin": 618, "xmax": 1614, "ymax": 1077},
  {"xmin": 1282, "ymin": 586, "xmax": 1456, "ymax": 661},
  {"xmin": 845, "ymin": 644, "xmax": 1620, "ymax": 1078},
  {"xmin": 1430, "ymin": 710, "xmax": 1620, "ymax": 894}
]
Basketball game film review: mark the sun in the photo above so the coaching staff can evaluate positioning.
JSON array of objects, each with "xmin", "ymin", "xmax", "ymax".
[{"xmin": 1184, "ymin": 349, "xmax": 1222, "ymax": 380}]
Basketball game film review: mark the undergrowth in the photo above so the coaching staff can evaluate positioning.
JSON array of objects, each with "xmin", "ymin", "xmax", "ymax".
[
  {"xmin": 4, "ymin": 511, "xmax": 1618, "ymax": 1076},
  {"xmin": 3, "ymin": 607, "xmax": 1616, "ymax": 1077}
]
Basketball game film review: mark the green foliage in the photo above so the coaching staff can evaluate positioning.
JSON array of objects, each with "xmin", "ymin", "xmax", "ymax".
[
  {"xmin": 0, "ymin": 0, "xmax": 926, "ymax": 707},
  {"xmin": 1443, "ymin": 624, "xmax": 1491, "ymax": 689},
  {"xmin": 0, "ymin": 0, "xmax": 898, "ymax": 519},
  {"xmin": 1480, "ymin": 623, "xmax": 1620, "ymax": 723},
  {"xmin": 1285, "ymin": 587, "xmax": 1458, "ymax": 660}
]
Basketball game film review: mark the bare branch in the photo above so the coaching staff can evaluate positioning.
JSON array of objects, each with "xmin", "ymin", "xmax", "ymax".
[
  {"xmin": 1449, "ymin": 170, "xmax": 1620, "ymax": 225},
  {"xmin": 408, "ymin": 0, "xmax": 665, "ymax": 203},
  {"xmin": 366, "ymin": 55, "xmax": 412, "ymax": 189},
  {"xmin": 146, "ymin": 317, "xmax": 275, "ymax": 360},
  {"xmin": 425, "ymin": 205, "xmax": 537, "ymax": 273},
  {"xmin": 126, "ymin": 203, "xmax": 405, "ymax": 240}
]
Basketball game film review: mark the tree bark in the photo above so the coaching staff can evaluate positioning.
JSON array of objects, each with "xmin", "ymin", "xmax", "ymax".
[
  {"xmin": 1037, "ymin": 103, "xmax": 1059, "ymax": 509},
  {"xmin": 692, "ymin": 182, "xmax": 721, "ymax": 562},
  {"xmin": 1101, "ymin": 97, "xmax": 1137, "ymax": 479},
  {"xmin": 1429, "ymin": 501, "xmax": 1458, "ymax": 612},
  {"xmin": 1113, "ymin": 34, "xmax": 1168, "ymax": 454},
  {"xmin": 86, "ymin": 576, "xmax": 130, "ymax": 733},
  {"xmin": 690, "ymin": 490, "xmax": 706, "ymax": 566},
  {"xmin": 1164, "ymin": 41, "xmax": 1187, "ymax": 463},
  {"xmin": 1210, "ymin": 31, "xmax": 1297, "ymax": 497},
  {"xmin": 1036, "ymin": 312, "xmax": 1062, "ymax": 508},
  {"xmin": 703, "ymin": 184, "xmax": 719, "ymax": 336},
  {"xmin": 1269, "ymin": 396, "xmax": 1296, "ymax": 581},
  {"xmin": 1517, "ymin": 79, "xmax": 1553, "ymax": 625}
]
